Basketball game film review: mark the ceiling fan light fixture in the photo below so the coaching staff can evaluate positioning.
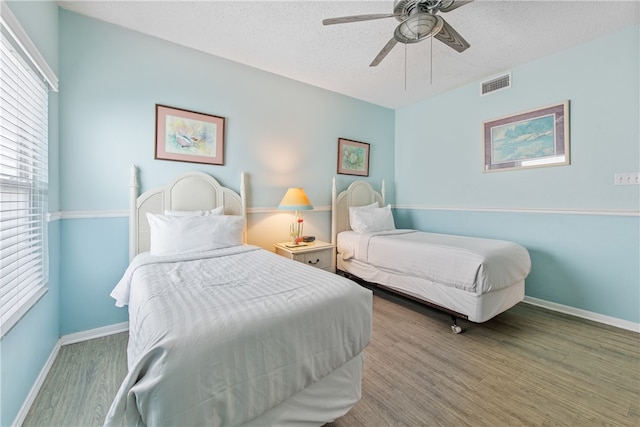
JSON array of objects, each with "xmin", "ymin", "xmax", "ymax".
[
  {"xmin": 322, "ymin": 0, "xmax": 472, "ymax": 67},
  {"xmin": 394, "ymin": 14, "xmax": 443, "ymax": 44}
]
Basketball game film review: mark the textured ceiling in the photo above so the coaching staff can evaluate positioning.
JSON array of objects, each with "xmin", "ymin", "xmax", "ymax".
[{"xmin": 58, "ymin": 0, "xmax": 640, "ymax": 109}]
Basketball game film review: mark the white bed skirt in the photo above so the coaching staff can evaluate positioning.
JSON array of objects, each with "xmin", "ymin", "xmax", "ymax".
[
  {"xmin": 338, "ymin": 258, "xmax": 524, "ymax": 323},
  {"xmin": 243, "ymin": 352, "xmax": 364, "ymax": 427}
]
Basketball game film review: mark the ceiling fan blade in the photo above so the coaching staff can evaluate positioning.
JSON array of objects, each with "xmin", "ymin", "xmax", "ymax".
[
  {"xmin": 370, "ymin": 37, "xmax": 398, "ymax": 67},
  {"xmin": 434, "ymin": 17, "xmax": 470, "ymax": 52},
  {"xmin": 323, "ymin": 13, "xmax": 396, "ymax": 26},
  {"xmin": 439, "ymin": 0, "xmax": 473, "ymax": 13}
]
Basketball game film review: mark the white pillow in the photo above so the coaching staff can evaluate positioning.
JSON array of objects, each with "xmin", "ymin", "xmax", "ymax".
[
  {"xmin": 348, "ymin": 202, "xmax": 378, "ymax": 224},
  {"xmin": 350, "ymin": 202, "xmax": 379, "ymax": 212},
  {"xmin": 349, "ymin": 204, "xmax": 395, "ymax": 233},
  {"xmin": 146, "ymin": 213, "xmax": 245, "ymax": 256},
  {"xmin": 163, "ymin": 206, "xmax": 224, "ymax": 217}
]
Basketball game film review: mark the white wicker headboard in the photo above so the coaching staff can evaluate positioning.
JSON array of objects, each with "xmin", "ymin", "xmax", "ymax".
[
  {"xmin": 330, "ymin": 177, "xmax": 385, "ymax": 246},
  {"xmin": 129, "ymin": 165, "xmax": 247, "ymax": 260}
]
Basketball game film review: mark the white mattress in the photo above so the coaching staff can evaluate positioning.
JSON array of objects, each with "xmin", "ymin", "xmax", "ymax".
[
  {"xmin": 105, "ymin": 245, "xmax": 372, "ymax": 427},
  {"xmin": 338, "ymin": 230, "xmax": 531, "ymax": 294}
]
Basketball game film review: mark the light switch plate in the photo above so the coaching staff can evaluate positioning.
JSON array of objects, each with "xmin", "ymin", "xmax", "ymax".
[{"xmin": 614, "ymin": 173, "xmax": 640, "ymax": 186}]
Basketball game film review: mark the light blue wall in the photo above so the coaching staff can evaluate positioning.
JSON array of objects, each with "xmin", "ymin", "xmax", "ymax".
[
  {"xmin": 0, "ymin": 2, "xmax": 60, "ymax": 426},
  {"xmin": 59, "ymin": 10, "xmax": 395, "ymax": 212},
  {"xmin": 59, "ymin": 219, "xmax": 129, "ymax": 334},
  {"xmin": 58, "ymin": 10, "xmax": 395, "ymax": 334},
  {"xmin": 395, "ymin": 25, "xmax": 640, "ymax": 323}
]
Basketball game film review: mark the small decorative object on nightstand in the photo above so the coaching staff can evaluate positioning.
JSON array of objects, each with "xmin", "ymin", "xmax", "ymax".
[{"xmin": 273, "ymin": 240, "xmax": 335, "ymax": 273}]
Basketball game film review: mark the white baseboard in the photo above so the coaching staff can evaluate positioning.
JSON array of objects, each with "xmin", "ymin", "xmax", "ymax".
[
  {"xmin": 60, "ymin": 321, "xmax": 129, "ymax": 346},
  {"xmin": 12, "ymin": 322, "xmax": 129, "ymax": 427},
  {"xmin": 523, "ymin": 296, "xmax": 640, "ymax": 333},
  {"xmin": 12, "ymin": 340, "xmax": 61, "ymax": 427}
]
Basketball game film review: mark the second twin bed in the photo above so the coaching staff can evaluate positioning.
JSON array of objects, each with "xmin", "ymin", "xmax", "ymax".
[{"xmin": 331, "ymin": 179, "xmax": 531, "ymax": 332}]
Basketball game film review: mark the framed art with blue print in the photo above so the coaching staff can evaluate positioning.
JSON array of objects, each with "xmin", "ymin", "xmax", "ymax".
[{"xmin": 483, "ymin": 101, "xmax": 569, "ymax": 172}]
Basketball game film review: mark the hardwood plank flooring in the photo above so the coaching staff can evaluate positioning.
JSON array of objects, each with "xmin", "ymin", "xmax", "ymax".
[
  {"xmin": 22, "ymin": 333, "xmax": 128, "ymax": 427},
  {"xmin": 329, "ymin": 289, "xmax": 640, "ymax": 427},
  {"xmin": 22, "ymin": 289, "xmax": 639, "ymax": 427}
]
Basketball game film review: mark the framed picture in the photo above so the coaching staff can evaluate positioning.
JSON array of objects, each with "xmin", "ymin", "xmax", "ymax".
[
  {"xmin": 155, "ymin": 104, "xmax": 225, "ymax": 165},
  {"xmin": 483, "ymin": 101, "xmax": 570, "ymax": 172},
  {"xmin": 337, "ymin": 138, "xmax": 370, "ymax": 176}
]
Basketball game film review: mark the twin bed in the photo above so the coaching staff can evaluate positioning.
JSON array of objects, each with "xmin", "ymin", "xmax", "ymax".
[
  {"xmin": 331, "ymin": 179, "xmax": 531, "ymax": 332},
  {"xmin": 106, "ymin": 169, "xmax": 530, "ymax": 426},
  {"xmin": 105, "ymin": 168, "xmax": 373, "ymax": 427}
]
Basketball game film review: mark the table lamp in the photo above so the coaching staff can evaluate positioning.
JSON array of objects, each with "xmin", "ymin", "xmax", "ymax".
[{"xmin": 278, "ymin": 188, "xmax": 313, "ymax": 244}]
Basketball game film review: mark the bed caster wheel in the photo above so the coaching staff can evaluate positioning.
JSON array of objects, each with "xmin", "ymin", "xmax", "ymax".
[{"xmin": 451, "ymin": 325, "xmax": 462, "ymax": 334}]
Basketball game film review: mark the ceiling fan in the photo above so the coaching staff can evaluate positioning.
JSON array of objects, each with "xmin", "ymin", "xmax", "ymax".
[{"xmin": 323, "ymin": 0, "xmax": 472, "ymax": 67}]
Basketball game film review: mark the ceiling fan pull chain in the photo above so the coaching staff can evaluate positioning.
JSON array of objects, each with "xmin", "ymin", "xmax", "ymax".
[
  {"xmin": 404, "ymin": 42, "xmax": 408, "ymax": 91},
  {"xmin": 430, "ymin": 34, "xmax": 433, "ymax": 85}
]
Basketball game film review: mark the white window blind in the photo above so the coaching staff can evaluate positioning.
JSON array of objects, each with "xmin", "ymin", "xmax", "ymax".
[{"xmin": 0, "ymin": 28, "xmax": 49, "ymax": 337}]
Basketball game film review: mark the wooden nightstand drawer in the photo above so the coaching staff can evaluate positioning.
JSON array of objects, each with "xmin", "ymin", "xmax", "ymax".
[
  {"xmin": 273, "ymin": 241, "xmax": 335, "ymax": 273},
  {"xmin": 300, "ymin": 250, "xmax": 330, "ymax": 270}
]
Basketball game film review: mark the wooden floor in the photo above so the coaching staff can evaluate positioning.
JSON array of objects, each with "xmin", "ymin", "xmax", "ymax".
[
  {"xmin": 23, "ymin": 289, "xmax": 639, "ymax": 427},
  {"xmin": 22, "ymin": 332, "xmax": 128, "ymax": 427}
]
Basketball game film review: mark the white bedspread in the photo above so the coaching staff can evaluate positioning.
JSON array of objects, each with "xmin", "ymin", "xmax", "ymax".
[
  {"xmin": 338, "ymin": 230, "xmax": 531, "ymax": 294},
  {"xmin": 105, "ymin": 245, "xmax": 372, "ymax": 427}
]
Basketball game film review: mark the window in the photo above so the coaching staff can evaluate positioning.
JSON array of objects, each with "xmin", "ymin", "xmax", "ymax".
[{"xmin": 0, "ymin": 4, "xmax": 57, "ymax": 337}]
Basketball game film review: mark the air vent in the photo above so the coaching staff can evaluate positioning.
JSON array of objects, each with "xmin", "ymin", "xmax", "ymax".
[{"xmin": 481, "ymin": 73, "xmax": 511, "ymax": 95}]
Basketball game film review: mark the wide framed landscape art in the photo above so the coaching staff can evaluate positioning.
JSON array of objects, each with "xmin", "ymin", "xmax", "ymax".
[
  {"xmin": 483, "ymin": 101, "xmax": 570, "ymax": 172},
  {"xmin": 337, "ymin": 138, "xmax": 370, "ymax": 176},
  {"xmin": 155, "ymin": 104, "xmax": 225, "ymax": 165}
]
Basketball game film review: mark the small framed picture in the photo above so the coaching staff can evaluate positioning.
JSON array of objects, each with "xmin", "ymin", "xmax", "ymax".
[
  {"xmin": 337, "ymin": 138, "xmax": 370, "ymax": 176},
  {"xmin": 483, "ymin": 101, "xmax": 570, "ymax": 172},
  {"xmin": 155, "ymin": 104, "xmax": 225, "ymax": 165}
]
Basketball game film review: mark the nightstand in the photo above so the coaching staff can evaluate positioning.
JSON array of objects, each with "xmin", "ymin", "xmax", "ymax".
[{"xmin": 273, "ymin": 241, "xmax": 335, "ymax": 273}]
